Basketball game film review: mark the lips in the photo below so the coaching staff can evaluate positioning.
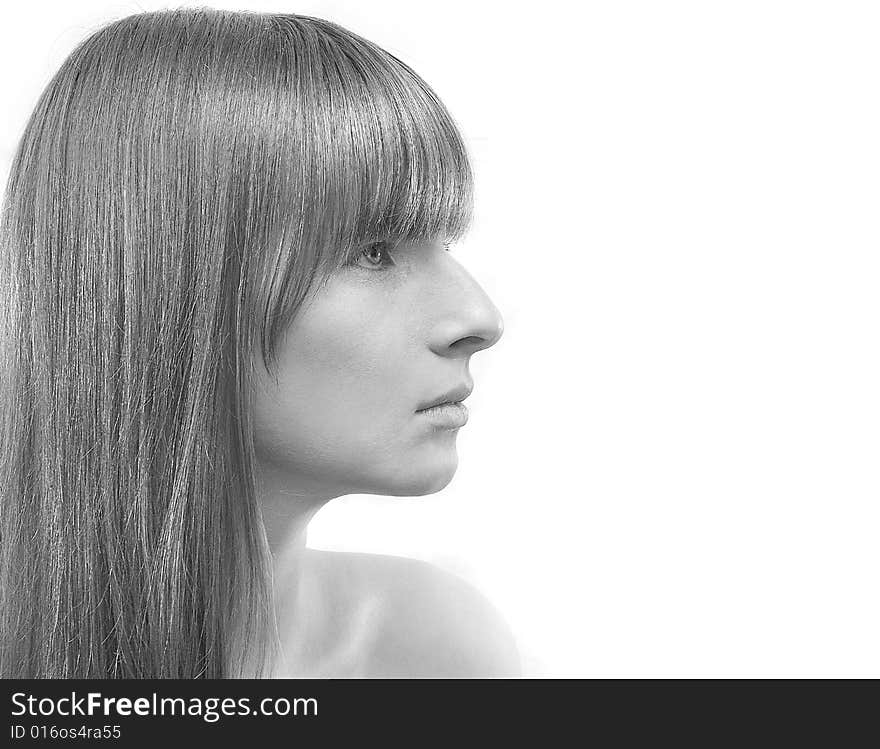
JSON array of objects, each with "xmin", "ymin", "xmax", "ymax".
[{"xmin": 416, "ymin": 383, "xmax": 473, "ymax": 412}]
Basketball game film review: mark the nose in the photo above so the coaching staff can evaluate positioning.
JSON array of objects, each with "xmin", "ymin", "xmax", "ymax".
[{"xmin": 427, "ymin": 264, "xmax": 504, "ymax": 357}]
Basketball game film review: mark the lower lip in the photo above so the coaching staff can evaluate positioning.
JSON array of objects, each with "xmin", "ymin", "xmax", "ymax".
[{"xmin": 416, "ymin": 401, "xmax": 469, "ymax": 428}]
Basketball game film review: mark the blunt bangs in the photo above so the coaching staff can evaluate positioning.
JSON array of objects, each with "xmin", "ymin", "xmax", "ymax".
[{"xmin": 276, "ymin": 16, "xmax": 474, "ymax": 263}]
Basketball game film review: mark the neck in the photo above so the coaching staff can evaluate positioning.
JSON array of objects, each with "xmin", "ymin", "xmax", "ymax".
[
  {"xmin": 253, "ymin": 458, "xmax": 344, "ymax": 674},
  {"xmin": 256, "ymin": 458, "xmax": 342, "ymax": 563}
]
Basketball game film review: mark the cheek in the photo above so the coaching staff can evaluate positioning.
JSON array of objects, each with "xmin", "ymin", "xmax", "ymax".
[{"xmin": 251, "ymin": 286, "xmax": 414, "ymax": 487}]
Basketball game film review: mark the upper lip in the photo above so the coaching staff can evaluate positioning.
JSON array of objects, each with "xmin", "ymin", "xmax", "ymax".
[{"xmin": 417, "ymin": 383, "xmax": 473, "ymax": 411}]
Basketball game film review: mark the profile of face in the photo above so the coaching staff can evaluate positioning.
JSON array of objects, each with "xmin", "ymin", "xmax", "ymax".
[{"xmin": 252, "ymin": 237, "xmax": 503, "ymax": 499}]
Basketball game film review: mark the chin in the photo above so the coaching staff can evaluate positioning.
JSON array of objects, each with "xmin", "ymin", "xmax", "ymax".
[{"xmin": 365, "ymin": 459, "xmax": 459, "ymax": 498}]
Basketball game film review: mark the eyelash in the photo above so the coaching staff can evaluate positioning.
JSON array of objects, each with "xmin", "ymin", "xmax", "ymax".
[
  {"xmin": 355, "ymin": 240, "xmax": 396, "ymax": 270},
  {"xmin": 351, "ymin": 240, "xmax": 452, "ymax": 271}
]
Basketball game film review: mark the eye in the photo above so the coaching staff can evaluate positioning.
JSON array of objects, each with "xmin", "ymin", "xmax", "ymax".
[{"xmin": 354, "ymin": 240, "xmax": 396, "ymax": 270}]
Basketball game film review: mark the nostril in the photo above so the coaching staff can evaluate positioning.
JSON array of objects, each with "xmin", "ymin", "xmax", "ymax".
[{"xmin": 451, "ymin": 335, "xmax": 491, "ymax": 354}]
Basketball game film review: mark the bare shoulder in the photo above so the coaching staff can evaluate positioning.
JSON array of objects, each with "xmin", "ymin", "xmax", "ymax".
[{"xmin": 303, "ymin": 548, "xmax": 521, "ymax": 678}]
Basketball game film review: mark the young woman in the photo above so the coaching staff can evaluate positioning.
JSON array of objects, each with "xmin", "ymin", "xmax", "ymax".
[{"xmin": 0, "ymin": 8, "xmax": 517, "ymax": 678}]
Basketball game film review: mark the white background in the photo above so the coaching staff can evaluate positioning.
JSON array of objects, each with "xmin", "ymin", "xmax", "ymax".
[{"xmin": 2, "ymin": 1, "xmax": 879, "ymax": 677}]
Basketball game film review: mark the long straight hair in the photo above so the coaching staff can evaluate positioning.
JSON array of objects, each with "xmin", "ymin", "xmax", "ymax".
[{"xmin": 0, "ymin": 7, "xmax": 473, "ymax": 678}]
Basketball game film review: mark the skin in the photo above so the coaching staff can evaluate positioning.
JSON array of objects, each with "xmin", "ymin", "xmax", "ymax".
[{"xmin": 250, "ymin": 237, "xmax": 515, "ymax": 677}]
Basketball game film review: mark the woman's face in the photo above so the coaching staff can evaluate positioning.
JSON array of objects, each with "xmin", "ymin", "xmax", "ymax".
[{"xmin": 252, "ymin": 238, "xmax": 504, "ymax": 498}]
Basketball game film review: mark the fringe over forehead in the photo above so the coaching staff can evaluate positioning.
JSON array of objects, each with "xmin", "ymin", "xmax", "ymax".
[
  {"xmin": 279, "ymin": 15, "xmax": 475, "ymax": 253},
  {"xmin": 157, "ymin": 9, "xmax": 476, "ymax": 360}
]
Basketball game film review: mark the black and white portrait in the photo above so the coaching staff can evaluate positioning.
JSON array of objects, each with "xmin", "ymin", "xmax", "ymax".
[{"xmin": 0, "ymin": 1, "xmax": 877, "ymax": 681}]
